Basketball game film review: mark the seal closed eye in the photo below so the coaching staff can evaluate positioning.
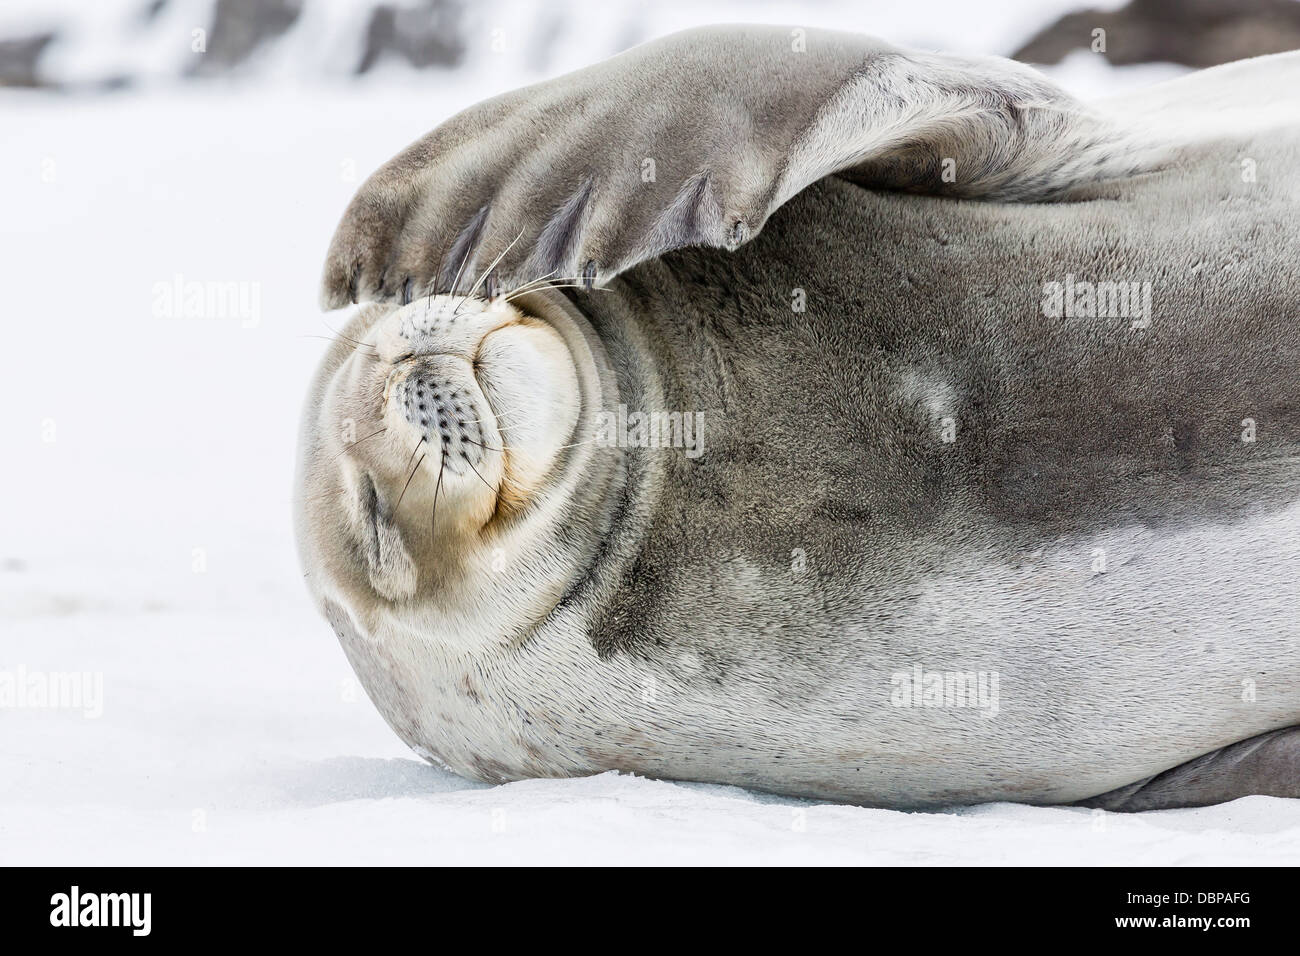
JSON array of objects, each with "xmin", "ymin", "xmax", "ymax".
[{"xmin": 298, "ymin": 24, "xmax": 1300, "ymax": 810}]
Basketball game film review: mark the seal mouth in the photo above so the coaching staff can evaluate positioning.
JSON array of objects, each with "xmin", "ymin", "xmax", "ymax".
[{"xmin": 382, "ymin": 352, "xmax": 505, "ymax": 521}]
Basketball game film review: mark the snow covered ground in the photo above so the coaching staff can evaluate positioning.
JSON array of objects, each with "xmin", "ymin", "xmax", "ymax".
[{"xmin": 3, "ymin": 3, "xmax": 1298, "ymax": 865}]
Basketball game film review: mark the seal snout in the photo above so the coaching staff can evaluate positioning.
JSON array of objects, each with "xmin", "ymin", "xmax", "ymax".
[
  {"xmin": 370, "ymin": 346, "xmax": 505, "ymax": 540},
  {"xmin": 391, "ymin": 365, "xmax": 491, "ymax": 479}
]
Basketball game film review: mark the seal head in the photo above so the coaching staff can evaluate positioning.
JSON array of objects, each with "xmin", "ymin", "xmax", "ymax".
[{"xmin": 295, "ymin": 292, "xmax": 602, "ymax": 626}]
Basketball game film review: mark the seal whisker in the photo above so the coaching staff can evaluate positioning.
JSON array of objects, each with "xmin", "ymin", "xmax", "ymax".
[
  {"xmin": 447, "ymin": 226, "xmax": 478, "ymax": 297},
  {"xmin": 513, "ymin": 281, "xmax": 611, "ymax": 295},
  {"xmin": 421, "ymin": 237, "xmax": 453, "ymax": 313},
  {"xmin": 514, "ymin": 274, "xmax": 590, "ymax": 286},
  {"xmin": 430, "ymin": 454, "xmax": 446, "ymax": 536},
  {"xmin": 502, "ymin": 281, "xmax": 611, "ymax": 304},
  {"xmin": 458, "ymin": 227, "xmax": 526, "ymax": 312},
  {"xmin": 322, "ymin": 322, "xmax": 379, "ymax": 352},
  {"xmin": 500, "ymin": 272, "xmax": 592, "ymax": 297},
  {"xmin": 302, "ymin": 333, "xmax": 379, "ymax": 354},
  {"xmin": 329, "ymin": 427, "xmax": 388, "ymax": 463},
  {"xmin": 394, "ymin": 445, "xmax": 426, "ymax": 513},
  {"xmin": 457, "ymin": 403, "xmax": 532, "ymax": 426},
  {"xmin": 494, "ymin": 268, "xmax": 559, "ymax": 299},
  {"xmin": 462, "ymin": 454, "xmax": 498, "ymax": 495}
]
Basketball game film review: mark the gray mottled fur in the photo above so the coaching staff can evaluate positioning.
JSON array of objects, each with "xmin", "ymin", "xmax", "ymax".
[{"xmin": 299, "ymin": 25, "xmax": 1300, "ymax": 809}]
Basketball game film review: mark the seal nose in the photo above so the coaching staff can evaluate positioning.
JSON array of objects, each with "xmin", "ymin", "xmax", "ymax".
[{"xmin": 392, "ymin": 365, "xmax": 490, "ymax": 477}]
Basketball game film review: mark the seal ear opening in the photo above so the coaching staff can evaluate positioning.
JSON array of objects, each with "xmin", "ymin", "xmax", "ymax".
[{"xmin": 351, "ymin": 470, "xmax": 419, "ymax": 602}]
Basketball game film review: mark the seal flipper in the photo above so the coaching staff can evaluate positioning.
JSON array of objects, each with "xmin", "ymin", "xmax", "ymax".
[
  {"xmin": 1078, "ymin": 726, "xmax": 1300, "ymax": 811},
  {"xmin": 321, "ymin": 24, "xmax": 1156, "ymax": 310}
]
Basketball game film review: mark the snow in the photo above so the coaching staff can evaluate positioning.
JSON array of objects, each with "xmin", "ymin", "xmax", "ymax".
[{"xmin": 3, "ymin": 4, "xmax": 1298, "ymax": 865}]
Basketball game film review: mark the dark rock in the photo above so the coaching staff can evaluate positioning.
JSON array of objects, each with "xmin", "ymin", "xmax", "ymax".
[
  {"xmin": 97, "ymin": 74, "xmax": 137, "ymax": 93},
  {"xmin": 1013, "ymin": 0, "xmax": 1300, "ymax": 67},
  {"xmin": 0, "ymin": 32, "xmax": 56, "ymax": 88},
  {"xmin": 357, "ymin": 0, "xmax": 465, "ymax": 74},
  {"xmin": 140, "ymin": 0, "xmax": 169, "ymax": 24},
  {"xmin": 189, "ymin": 0, "xmax": 304, "ymax": 75}
]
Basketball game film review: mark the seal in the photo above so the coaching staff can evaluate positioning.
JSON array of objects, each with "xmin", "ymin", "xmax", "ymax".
[{"xmin": 296, "ymin": 25, "xmax": 1300, "ymax": 809}]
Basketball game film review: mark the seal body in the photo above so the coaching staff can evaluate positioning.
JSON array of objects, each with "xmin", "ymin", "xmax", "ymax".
[
  {"xmin": 316, "ymin": 132, "xmax": 1300, "ymax": 807},
  {"xmin": 299, "ymin": 29, "xmax": 1300, "ymax": 808}
]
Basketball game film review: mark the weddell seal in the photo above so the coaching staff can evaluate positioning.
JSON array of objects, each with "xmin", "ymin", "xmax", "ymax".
[{"xmin": 295, "ymin": 25, "xmax": 1300, "ymax": 809}]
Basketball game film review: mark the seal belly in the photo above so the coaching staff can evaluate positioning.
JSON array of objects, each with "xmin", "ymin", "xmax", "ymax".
[{"xmin": 576, "ymin": 133, "xmax": 1300, "ymax": 805}]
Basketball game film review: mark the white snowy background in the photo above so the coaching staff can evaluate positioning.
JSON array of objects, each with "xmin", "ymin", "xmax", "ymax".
[{"xmin": 3, "ymin": 0, "xmax": 1299, "ymax": 864}]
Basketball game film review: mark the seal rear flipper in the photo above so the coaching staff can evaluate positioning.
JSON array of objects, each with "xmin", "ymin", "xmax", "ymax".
[
  {"xmin": 1077, "ymin": 726, "xmax": 1300, "ymax": 812},
  {"xmin": 320, "ymin": 24, "xmax": 1159, "ymax": 311}
]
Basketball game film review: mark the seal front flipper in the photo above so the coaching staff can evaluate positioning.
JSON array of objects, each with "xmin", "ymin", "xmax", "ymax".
[{"xmin": 320, "ymin": 24, "xmax": 1158, "ymax": 310}]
